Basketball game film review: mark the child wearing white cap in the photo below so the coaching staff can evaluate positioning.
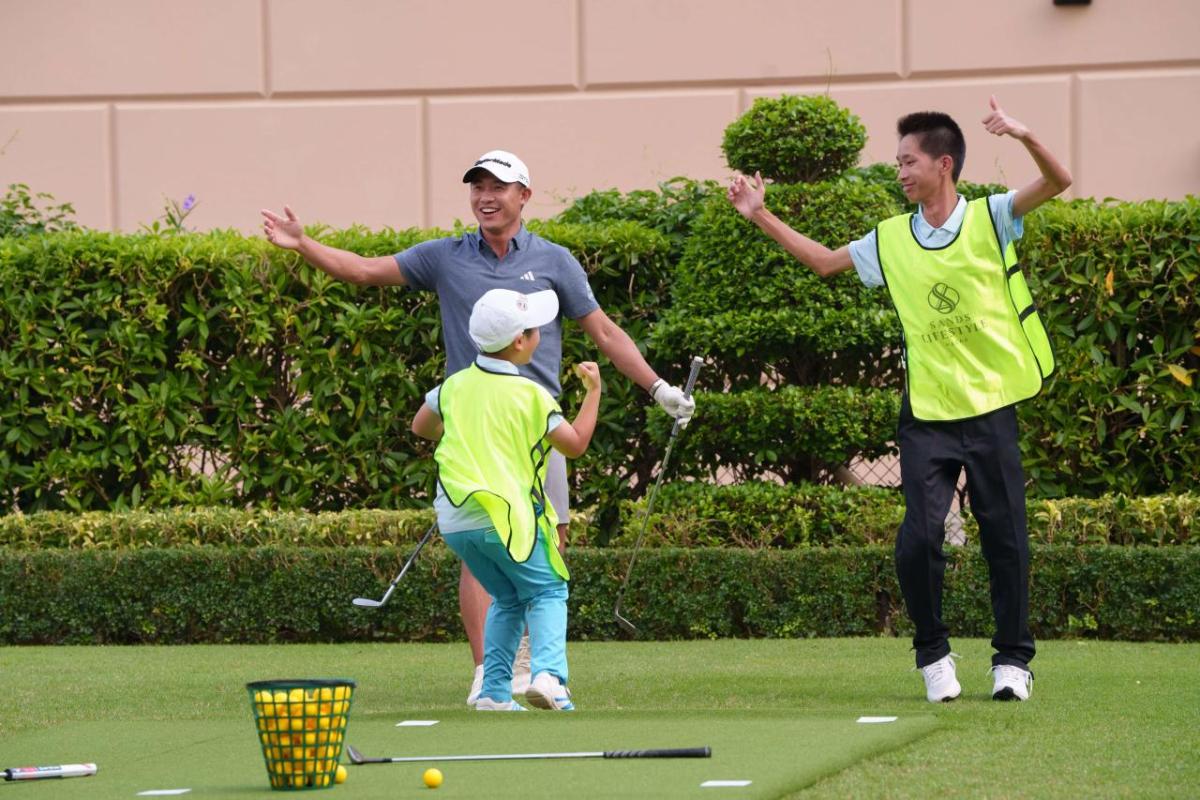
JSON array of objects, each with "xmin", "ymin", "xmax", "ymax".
[
  {"xmin": 411, "ymin": 288, "xmax": 602, "ymax": 711},
  {"xmin": 263, "ymin": 147, "xmax": 693, "ymax": 705}
]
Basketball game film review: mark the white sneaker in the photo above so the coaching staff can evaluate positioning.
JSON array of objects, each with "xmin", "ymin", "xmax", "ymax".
[
  {"xmin": 474, "ymin": 697, "xmax": 527, "ymax": 711},
  {"xmin": 466, "ymin": 664, "xmax": 483, "ymax": 707},
  {"xmin": 511, "ymin": 634, "xmax": 532, "ymax": 696},
  {"xmin": 990, "ymin": 664, "xmax": 1033, "ymax": 701},
  {"xmin": 524, "ymin": 672, "xmax": 574, "ymax": 711},
  {"xmin": 918, "ymin": 654, "xmax": 961, "ymax": 703}
]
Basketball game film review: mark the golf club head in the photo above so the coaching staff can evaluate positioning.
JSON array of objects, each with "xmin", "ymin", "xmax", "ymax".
[
  {"xmin": 351, "ymin": 598, "xmax": 382, "ymax": 608},
  {"xmin": 613, "ymin": 607, "xmax": 638, "ymax": 636},
  {"xmin": 345, "ymin": 745, "xmax": 366, "ymax": 765}
]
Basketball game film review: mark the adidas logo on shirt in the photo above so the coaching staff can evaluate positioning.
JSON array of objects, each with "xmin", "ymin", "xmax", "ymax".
[{"xmin": 519, "ymin": 271, "xmax": 536, "ymax": 282}]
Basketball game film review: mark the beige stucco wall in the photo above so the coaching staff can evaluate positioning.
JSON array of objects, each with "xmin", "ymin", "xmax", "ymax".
[{"xmin": 1, "ymin": 0, "xmax": 1197, "ymax": 233}]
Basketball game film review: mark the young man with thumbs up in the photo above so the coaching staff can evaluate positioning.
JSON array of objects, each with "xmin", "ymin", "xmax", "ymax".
[{"xmin": 727, "ymin": 96, "xmax": 1071, "ymax": 703}]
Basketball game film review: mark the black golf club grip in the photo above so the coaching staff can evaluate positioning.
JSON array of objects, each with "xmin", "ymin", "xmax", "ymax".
[{"xmin": 603, "ymin": 747, "xmax": 711, "ymax": 759}]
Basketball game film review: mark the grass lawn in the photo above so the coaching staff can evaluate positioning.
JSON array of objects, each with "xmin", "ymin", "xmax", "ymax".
[{"xmin": 1, "ymin": 637, "xmax": 1195, "ymax": 798}]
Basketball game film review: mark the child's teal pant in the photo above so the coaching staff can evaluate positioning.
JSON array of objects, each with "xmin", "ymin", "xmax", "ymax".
[{"xmin": 442, "ymin": 527, "xmax": 568, "ymax": 703}]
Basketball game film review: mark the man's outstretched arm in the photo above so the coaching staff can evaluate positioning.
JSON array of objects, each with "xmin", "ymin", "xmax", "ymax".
[
  {"xmin": 261, "ymin": 205, "xmax": 406, "ymax": 286},
  {"xmin": 575, "ymin": 309, "xmax": 695, "ymax": 421},
  {"xmin": 727, "ymin": 171, "xmax": 854, "ymax": 278},
  {"xmin": 981, "ymin": 96, "xmax": 1073, "ymax": 219}
]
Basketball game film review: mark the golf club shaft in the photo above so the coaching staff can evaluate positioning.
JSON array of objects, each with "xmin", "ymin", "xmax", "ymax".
[
  {"xmin": 356, "ymin": 521, "xmax": 436, "ymax": 608},
  {"xmin": 354, "ymin": 747, "xmax": 710, "ymax": 763},
  {"xmin": 614, "ymin": 357, "xmax": 703, "ymax": 629}
]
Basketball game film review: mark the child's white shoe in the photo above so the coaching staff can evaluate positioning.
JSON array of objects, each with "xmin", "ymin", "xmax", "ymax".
[{"xmin": 524, "ymin": 672, "xmax": 574, "ymax": 711}]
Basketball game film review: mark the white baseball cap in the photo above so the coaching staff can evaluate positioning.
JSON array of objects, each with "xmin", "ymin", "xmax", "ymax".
[
  {"xmin": 462, "ymin": 150, "xmax": 531, "ymax": 187},
  {"xmin": 469, "ymin": 289, "xmax": 559, "ymax": 353}
]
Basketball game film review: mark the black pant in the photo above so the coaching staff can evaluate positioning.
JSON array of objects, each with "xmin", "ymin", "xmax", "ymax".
[{"xmin": 895, "ymin": 395, "xmax": 1035, "ymax": 669}]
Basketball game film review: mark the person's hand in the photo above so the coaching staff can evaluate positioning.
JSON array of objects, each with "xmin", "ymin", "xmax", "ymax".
[
  {"xmin": 261, "ymin": 205, "xmax": 304, "ymax": 250},
  {"xmin": 574, "ymin": 361, "xmax": 602, "ymax": 393},
  {"xmin": 651, "ymin": 380, "xmax": 696, "ymax": 423},
  {"xmin": 727, "ymin": 171, "xmax": 766, "ymax": 220},
  {"xmin": 981, "ymin": 95, "xmax": 1030, "ymax": 141}
]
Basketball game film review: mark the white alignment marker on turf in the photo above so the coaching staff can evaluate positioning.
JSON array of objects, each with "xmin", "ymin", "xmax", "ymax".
[
  {"xmin": 701, "ymin": 780, "xmax": 753, "ymax": 787},
  {"xmin": 136, "ymin": 791, "xmax": 192, "ymax": 796},
  {"xmin": 396, "ymin": 720, "xmax": 440, "ymax": 727},
  {"xmin": 856, "ymin": 716, "xmax": 898, "ymax": 724}
]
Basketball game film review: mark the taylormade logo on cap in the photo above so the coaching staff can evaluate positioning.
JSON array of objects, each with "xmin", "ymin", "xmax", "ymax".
[
  {"xmin": 469, "ymin": 288, "xmax": 559, "ymax": 353},
  {"xmin": 463, "ymin": 150, "xmax": 530, "ymax": 187}
]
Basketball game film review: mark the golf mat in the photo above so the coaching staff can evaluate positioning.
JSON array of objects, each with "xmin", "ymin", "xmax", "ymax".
[{"xmin": 2, "ymin": 710, "xmax": 935, "ymax": 798}]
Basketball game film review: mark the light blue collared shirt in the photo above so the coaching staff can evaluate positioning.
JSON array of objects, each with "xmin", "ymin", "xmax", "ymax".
[
  {"xmin": 848, "ymin": 191, "xmax": 1024, "ymax": 288},
  {"xmin": 425, "ymin": 355, "xmax": 565, "ymax": 533}
]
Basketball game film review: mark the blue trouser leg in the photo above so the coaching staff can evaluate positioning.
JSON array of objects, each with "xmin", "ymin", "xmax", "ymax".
[
  {"xmin": 505, "ymin": 535, "xmax": 569, "ymax": 685},
  {"xmin": 443, "ymin": 527, "xmax": 569, "ymax": 701}
]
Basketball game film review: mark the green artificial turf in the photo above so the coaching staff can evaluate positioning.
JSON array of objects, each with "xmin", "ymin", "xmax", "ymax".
[
  {"xmin": 2, "ymin": 713, "xmax": 933, "ymax": 798},
  {"xmin": 1, "ymin": 638, "xmax": 1196, "ymax": 798}
]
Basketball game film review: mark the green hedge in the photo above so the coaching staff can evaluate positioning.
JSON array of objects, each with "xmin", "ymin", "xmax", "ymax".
[
  {"xmin": 4, "ymin": 491, "xmax": 1193, "ymax": 551},
  {"xmin": 2, "ymin": 545, "xmax": 1195, "ymax": 644},
  {"xmin": 1018, "ymin": 198, "xmax": 1200, "ymax": 497},
  {"xmin": 609, "ymin": 483, "xmax": 1198, "ymax": 548},
  {"xmin": 0, "ymin": 222, "xmax": 672, "ymax": 514},
  {"xmin": 0, "ymin": 508, "xmax": 433, "ymax": 549},
  {"xmin": 650, "ymin": 387, "xmax": 900, "ymax": 484},
  {"xmin": 3, "ymin": 191, "xmax": 1196, "ymax": 513},
  {"xmin": 554, "ymin": 177, "xmax": 720, "ymax": 266}
]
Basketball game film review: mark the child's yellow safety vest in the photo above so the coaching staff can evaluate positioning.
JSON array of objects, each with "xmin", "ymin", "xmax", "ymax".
[{"xmin": 435, "ymin": 363, "xmax": 569, "ymax": 580}]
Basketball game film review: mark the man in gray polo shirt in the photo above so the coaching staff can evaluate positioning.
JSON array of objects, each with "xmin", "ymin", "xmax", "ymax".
[{"xmin": 262, "ymin": 149, "xmax": 694, "ymax": 705}]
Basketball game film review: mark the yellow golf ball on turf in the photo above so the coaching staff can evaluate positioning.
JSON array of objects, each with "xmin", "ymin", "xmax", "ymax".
[
  {"xmin": 334, "ymin": 764, "xmax": 348, "ymax": 784},
  {"xmin": 423, "ymin": 768, "xmax": 443, "ymax": 789}
]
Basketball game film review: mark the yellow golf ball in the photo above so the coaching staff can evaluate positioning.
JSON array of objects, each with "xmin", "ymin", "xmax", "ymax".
[
  {"xmin": 334, "ymin": 764, "xmax": 348, "ymax": 784},
  {"xmin": 423, "ymin": 767, "xmax": 443, "ymax": 789}
]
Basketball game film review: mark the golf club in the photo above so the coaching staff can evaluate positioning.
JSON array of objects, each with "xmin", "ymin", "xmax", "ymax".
[
  {"xmin": 345, "ymin": 744, "xmax": 710, "ymax": 765},
  {"xmin": 614, "ymin": 356, "xmax": 703, "ymax": 635},
  {"xmin": 351, "ymin": 521, "xmax": 437, "ymax": 609}
]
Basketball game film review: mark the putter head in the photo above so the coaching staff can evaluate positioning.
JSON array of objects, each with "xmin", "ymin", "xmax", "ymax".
[
  {"xmin": 345, "ymin": 744, "xmax": 366, "ymax": 765},
  {"xmin": 351, "ymin": 598, "xmax": 382, "ymax": 608}
]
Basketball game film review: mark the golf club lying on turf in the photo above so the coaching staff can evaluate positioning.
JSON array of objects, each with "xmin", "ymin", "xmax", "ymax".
[
  {"xmin": 613, "ymin": 355, "xmax": 704, "ymax": 635},
  {"xmin": 351, "ymin": 521, "xmax": 437, "ymax": 609},
  {"xmin": 345, "ymin": 744, "xmax": 711, "ymax": 765}
]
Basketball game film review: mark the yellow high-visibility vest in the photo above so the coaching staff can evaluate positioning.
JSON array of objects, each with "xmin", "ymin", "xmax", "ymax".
[
  {"xmin": 876, "ymin": 197, "xmax": 1054, "ymax": 421},
  {"xmin": 435, "ymin": 362, "xmax": 569, "ymax": 580}
]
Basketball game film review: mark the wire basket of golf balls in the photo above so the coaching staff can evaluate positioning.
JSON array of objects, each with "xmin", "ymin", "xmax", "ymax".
[{"xmin": 247, "ymin": 679, "xmax": 356, "ymax": 791}]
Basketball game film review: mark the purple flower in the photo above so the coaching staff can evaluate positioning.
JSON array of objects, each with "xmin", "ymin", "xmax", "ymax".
[{"xmin": 181, "ymin": 194, "xmax": 196, "ymax": 212}]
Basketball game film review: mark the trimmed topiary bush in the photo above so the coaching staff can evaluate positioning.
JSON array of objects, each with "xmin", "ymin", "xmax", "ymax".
[
  {"xmin": 722, "ymin": 94, "xmax": 867, "ymax": 184},
  {"xmin": 653, "ymin": 180, "xmax": 902, "ymax": 389}
]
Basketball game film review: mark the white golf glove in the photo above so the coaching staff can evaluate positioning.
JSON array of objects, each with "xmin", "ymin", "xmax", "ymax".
[{"xmin": 650, "ymin": 379, "xmax": 696, "ymax": 425}]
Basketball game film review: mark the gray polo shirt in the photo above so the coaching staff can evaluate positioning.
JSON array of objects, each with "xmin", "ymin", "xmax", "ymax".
[{"xmin": 395, "ymin": 225, "xmax": 600, "ymax": 396}]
